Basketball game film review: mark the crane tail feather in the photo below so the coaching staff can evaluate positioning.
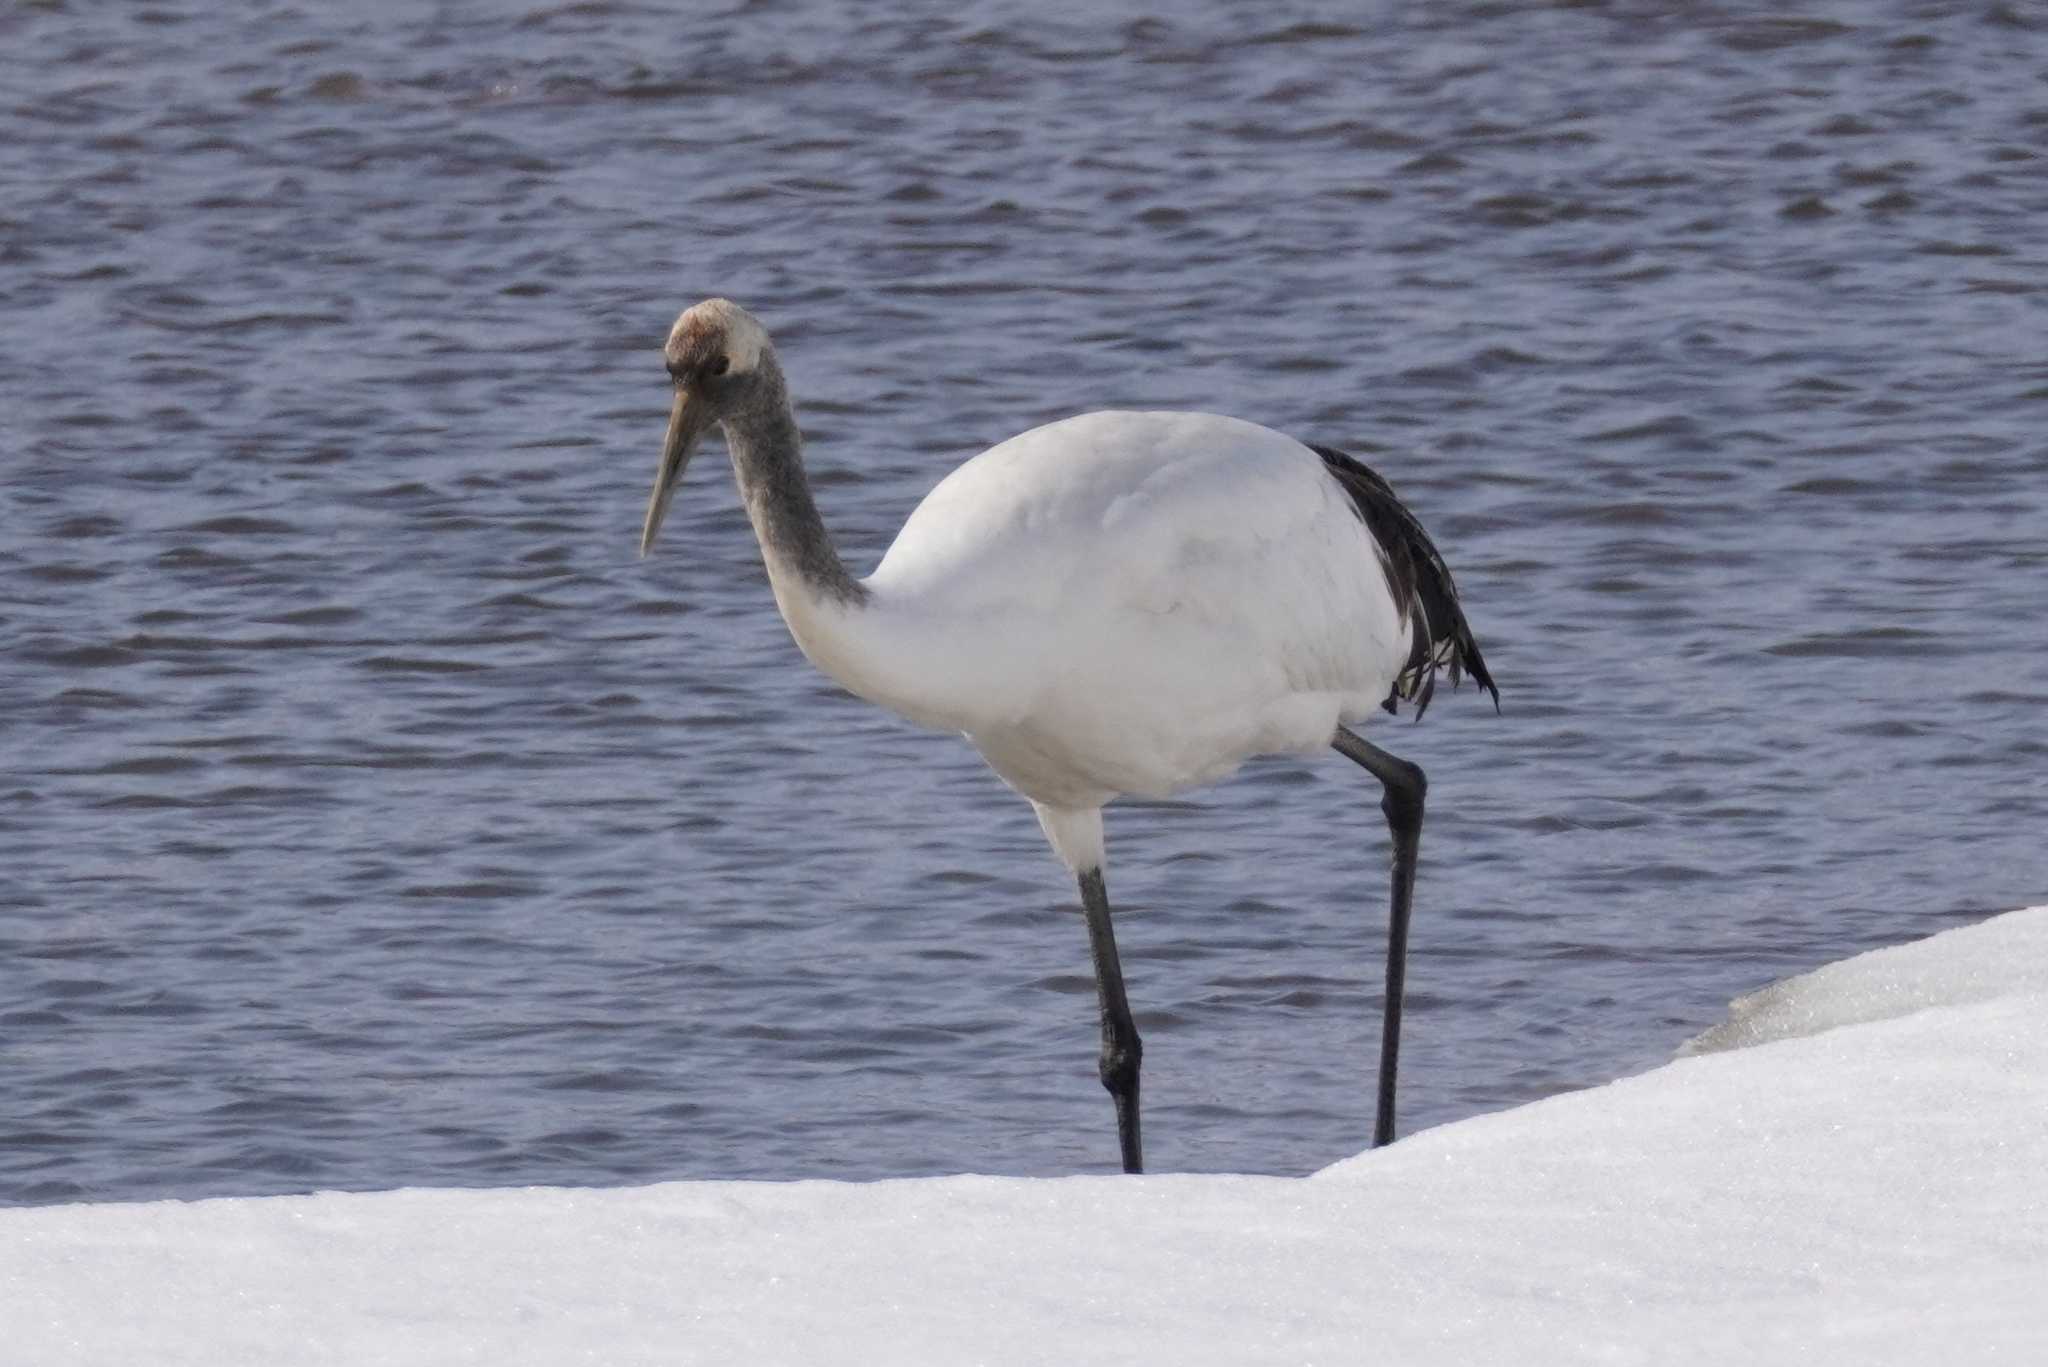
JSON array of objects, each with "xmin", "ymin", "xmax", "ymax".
[{"xmin": 1309, "ymin": 443, "xmax": 1499, "ymax": 721}]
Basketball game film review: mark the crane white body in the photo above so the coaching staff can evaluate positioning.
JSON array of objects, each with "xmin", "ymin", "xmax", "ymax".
[{"xmin": 762, "ymin": 410, "xmax": 1411, "ymax": 871}]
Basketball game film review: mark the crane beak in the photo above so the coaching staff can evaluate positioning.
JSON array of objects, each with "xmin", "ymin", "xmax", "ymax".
[{"xmin": 641, "ymin": 388, "xmax": 711, "ymax": 556}]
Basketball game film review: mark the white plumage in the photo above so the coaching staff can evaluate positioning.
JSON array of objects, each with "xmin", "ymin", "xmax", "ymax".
[
  {"xmin": 638, "ymin": 299, "xmax": 1495, "ymax": 1173},
  {"xmin": 843, "ymin": 411, "xmax": 1410, "ymax": 869}
]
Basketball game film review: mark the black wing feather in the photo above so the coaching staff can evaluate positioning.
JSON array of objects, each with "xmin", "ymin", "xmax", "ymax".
[{"xmin": 1309, "ymin": 443, "xmax": 1499, "ymax": 720}]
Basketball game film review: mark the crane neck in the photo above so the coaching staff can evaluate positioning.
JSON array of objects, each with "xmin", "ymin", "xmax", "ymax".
[
  {"xmin": 719, "ymin": 359, "xmax": 966, "ymax": 716},
  {"xmin": 716, "ymin": 356, "xmax": 1011, "ymax": 737},
  {"xmin": 714, "ymin": 357, "xmax": 990, "ymax": 735},
  {"xmin": 719, "ymin": 358, "xmax": 868, "ymax": 611}
]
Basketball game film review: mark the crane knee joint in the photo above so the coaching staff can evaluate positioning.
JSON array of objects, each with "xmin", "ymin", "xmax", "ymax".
[
  {"xmin": 1098, "ymin": 1036, "xmax": 1142, "ymax": 1095},
  {"xmin": 1379, "ymin": 761, "xmax": 1426, "ymax": 829}
]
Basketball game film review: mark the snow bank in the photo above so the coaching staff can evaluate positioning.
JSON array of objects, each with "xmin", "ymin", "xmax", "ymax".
[
  {"xmin": 5, "ymin": 907, "xmax": 2045, "ymax": 1366},
  {"xmin": 1682, "ymin": 903, "xmax": 2048, "ymax": 1055}
]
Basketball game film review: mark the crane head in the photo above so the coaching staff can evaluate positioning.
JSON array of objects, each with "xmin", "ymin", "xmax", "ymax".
[{"xmin": 640, "ymin": 298, "xmax": 774, "ymax": 556}]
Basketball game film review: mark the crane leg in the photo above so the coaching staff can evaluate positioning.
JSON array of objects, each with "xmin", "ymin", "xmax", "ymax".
[
  {"xmin": 1331, "ymin": 725, "xmax": 1427, "ymax": 1148},
  {"xmin": 1077, "ymin": 867, "xmax": 1144, "ymax": 1174}
]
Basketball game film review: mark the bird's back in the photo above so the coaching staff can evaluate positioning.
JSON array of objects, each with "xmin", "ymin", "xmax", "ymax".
[{"xmin": 864, "ymin": 412, "xmax": 1415, "ymax": 807}]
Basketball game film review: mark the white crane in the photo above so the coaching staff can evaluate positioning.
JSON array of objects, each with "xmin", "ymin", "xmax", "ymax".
[{"xmin": 638, "ymin": 298, "xmax": 1498, "ymax": 1174}]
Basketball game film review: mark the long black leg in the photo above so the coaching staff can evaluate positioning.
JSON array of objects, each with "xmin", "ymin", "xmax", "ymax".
[
  {"xmin": 1078, "ymin": 866, "xmax": 1143, "ymax": 1173},
  {"xmin": 1331, "ymin": 725, "xmax": 1427, "ymax": 1148}
]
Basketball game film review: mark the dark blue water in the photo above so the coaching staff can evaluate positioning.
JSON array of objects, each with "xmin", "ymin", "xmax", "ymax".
[{"xmin": 4, "ymin": 0, "xmax": 2045, "ymax": 1204}]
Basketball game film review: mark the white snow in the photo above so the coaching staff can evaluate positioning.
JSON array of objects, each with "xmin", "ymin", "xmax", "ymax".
[
  {"xmin": 6, "ymin": 905, "xmax": 2046, "ymax": 1366},
  {"xmin": 1681, "ymin": 905, "xmax": 2048, "ymax": 1055}
]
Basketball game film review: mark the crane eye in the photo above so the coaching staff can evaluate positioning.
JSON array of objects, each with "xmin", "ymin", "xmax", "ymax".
[{"xmin": 708, "ymin": 355, "xmax": 730, "ymax": 377}]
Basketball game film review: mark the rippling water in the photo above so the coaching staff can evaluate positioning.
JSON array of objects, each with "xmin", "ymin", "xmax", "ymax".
[{"xmin": 5, "ymin": 1, "xmax": 2046, "ymax": 1204}]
